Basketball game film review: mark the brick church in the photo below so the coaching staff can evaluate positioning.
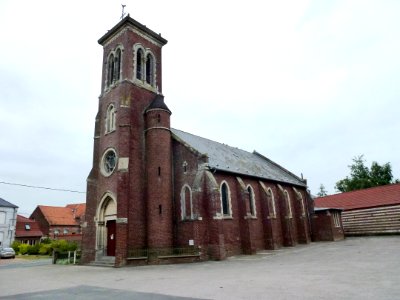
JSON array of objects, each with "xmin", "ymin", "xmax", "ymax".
[{"xmin": 81, "ymin": 16, "xmax": 328, "ymax": 267}]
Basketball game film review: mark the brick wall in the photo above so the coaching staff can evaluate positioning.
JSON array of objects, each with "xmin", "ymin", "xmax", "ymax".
[
  {"xmin": 312, "ymin": 210, "xmax": 344, "ymax": 241},
  {"xmin": 30, "ymin": 208, "xmax": 49, "ymax": 236}
]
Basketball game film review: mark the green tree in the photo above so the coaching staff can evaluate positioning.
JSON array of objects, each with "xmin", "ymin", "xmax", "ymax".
[
  {"xmin": 335, "ymin": 155, "xmax": 397, "ymax": 192},
  {"xmin": 317, "ymin": 184, "xmax": 328, "ymax": 197}
]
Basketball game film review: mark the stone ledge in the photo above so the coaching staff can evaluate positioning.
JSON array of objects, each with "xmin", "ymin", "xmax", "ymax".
[
  {"xmin": 158, "ymin": 254, "xmax": 201, "ymax": 259},
  {"xmin": 127, "ymin": 256, "xmax": 148, "ymax": 261}
]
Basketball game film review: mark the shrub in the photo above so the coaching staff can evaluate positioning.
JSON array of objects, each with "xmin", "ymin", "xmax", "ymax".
[
  {"xmin": 67, "ymin": 241, "xmax": 78, "ymax": 251},
  {"xmin": 39, "ymin": 244, "xmax": 52, "ymax": 255},
  {"xmin": 10, "ymin": 239, "xmax": 78, "ymax": 256},
  {"xmin": 51, "ymin": 240, "xmax": 78, "ymax": 252},
  {"xmin": 11, "ymin": 241, "xmax": 21, "ymax": 253},
  {"xmin": 28, "ymin": 243, "xmax": 40, "ymax": 255},
  {"xmin": 40, "ymin": 237, "xmax": 52, "ymax": 244},
  {"xmin": 19, "ymin": 244, "xmax": 30, "ymax": 255}
]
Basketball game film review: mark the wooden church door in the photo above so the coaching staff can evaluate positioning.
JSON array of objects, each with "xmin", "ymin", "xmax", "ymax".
[{"xmin": 106, "ymin": 220, "xmax": 116, "ymax": 256}]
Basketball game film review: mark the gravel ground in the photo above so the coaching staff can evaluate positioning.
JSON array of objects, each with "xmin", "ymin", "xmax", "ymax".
[{"xmin": 0, "ymin": 236, "xmax": 399, "ymax": 299}]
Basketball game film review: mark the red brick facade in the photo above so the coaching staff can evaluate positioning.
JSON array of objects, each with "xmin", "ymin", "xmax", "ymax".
[
  {"xmin": 30, "ymin": 204, "xmax": 85, "ymax": 242},
  {"xmin": 81, "ymin": 16, "xmax": 334, "ymax": 267},
  {"xmin": 311, "ymin": 208, "xmax": 345, "ymax": 241}
]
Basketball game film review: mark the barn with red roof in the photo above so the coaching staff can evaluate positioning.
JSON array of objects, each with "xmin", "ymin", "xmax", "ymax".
[
  {"xmin": 30, "ymin": 203, "xmax": 86, "ymax": 243},
  {"xmin": 314, "ymin": 183, "xmax": 400, "ymax": 235}
]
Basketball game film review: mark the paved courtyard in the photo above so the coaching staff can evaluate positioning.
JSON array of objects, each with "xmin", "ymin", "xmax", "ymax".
[{"xmin": 0, "ymin": 236, "xmax": 399, "ymax": 299}]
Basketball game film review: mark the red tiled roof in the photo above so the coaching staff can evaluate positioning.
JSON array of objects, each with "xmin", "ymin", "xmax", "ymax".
[
  {"xmin": 66, "ymin": 203, "xmax": 86, "ymax": 219},
  {"xmin": 37, "ymin": 203, "xmax": 85, "ymax": 226},
  {"xmin": 314, "ymin": 183, "xmax": 400, "ymax": 210},
  {"xmin": 15, "ymin": 215, "xmax": 43, "ymax": 238}
]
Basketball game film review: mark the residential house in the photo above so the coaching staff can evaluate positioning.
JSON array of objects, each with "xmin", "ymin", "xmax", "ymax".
[
  {"xmin": 15, "ymin": 215, "xmax": 43, "ymax": 245},
  {"xmin": 30, "ymin": 203, "xmax": 86, "ymax": 243},
  {"xmin": 0, "ymin": 197, "xmax": 18, "ymax": 248}
]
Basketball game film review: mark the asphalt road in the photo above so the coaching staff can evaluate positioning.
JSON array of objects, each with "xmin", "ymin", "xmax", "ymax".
[
  {"xmin": 0, "ymin": 257, "xmax": 51, "ymax": 270},
  {"xmin": 0, "ymin": 236, "xmax": 399, "ymax": 299}
]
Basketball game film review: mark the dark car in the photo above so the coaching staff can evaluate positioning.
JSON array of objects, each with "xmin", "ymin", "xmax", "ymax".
[{"xmin": 0, "ymin": 247, "xmax": 16, "ymax": 259}]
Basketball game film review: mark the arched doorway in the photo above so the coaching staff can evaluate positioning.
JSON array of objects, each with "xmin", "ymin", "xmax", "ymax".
[{"xmin": 96, "ymin": 194, "xmax": 117, "ymax": 257}]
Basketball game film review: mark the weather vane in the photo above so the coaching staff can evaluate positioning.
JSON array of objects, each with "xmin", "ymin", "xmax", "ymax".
[{"xmin": 121, "ymin": 4, "xmax": 127, "ymax": 19}]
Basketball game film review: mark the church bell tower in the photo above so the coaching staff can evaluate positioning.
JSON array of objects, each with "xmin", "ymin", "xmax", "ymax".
[{"xmin": 82, "ymin": 15, "xmax": 172, "ymax": 267}]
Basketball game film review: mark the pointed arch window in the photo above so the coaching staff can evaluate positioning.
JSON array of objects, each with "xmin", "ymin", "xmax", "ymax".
[
  {"xmin": 146, "ymin": 53, "xmax": 154, "ymax": 86},
  {"xmin": 133, "ymin": 44, "xmax": 157, "ymax": 91},
  {"xmin": 284, "ymin": 190, "xmax": 292, "ymax": 218},
  {"xmin": 107, "ymin": 53, "xmax": 115, "ymax": 87},
  {"xmin": 136, "ymin": 48, "xmax": 144, "ymax": 80},
  {"xmin": 105, "ymin": 104, "xmax": 116, "ymax": 133},
  {"xmin": 220, "ymin": 182, "xmax": 232, "ymax": 217},
  {"xmin": 299, "ymin": 194, "xmax": 306, "ymax": 216},
  {"xmin": 247, "ymin": 185, "xmax": 256, "ymax": 217},
  {"xmin": 181, "ymin": 185, "xmax": 193, "ymax": 220},
  {"xmin": 115, "ymin": 48, "xmax": 122, "ymax": 81},
  {"xmin": 106, "ymin": 47, "xmax": 123, "ymax": 88},
  {"xmin": 266, "ymin": 188, "xmax": 276, "ymax": 218}
]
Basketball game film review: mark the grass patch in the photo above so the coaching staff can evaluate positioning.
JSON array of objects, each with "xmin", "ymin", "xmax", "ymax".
[{"xmin": 16, "ymin": 255, "xmax": 51, "ymax": 260}]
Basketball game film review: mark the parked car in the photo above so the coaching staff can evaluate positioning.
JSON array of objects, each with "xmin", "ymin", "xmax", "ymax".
[{"xmin": 0, "ymin": 247, "xmax": 16, "ymax": 259}]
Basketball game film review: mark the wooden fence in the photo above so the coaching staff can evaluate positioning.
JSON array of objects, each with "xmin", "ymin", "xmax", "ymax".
[{"xmin": 342, "ymin": 204, "xmax": 400, "ymax": 235}]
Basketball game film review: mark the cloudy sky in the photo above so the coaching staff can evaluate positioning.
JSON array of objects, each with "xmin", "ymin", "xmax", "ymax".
[{"xmin": 1, "ymin": 0, "xmax": 399, "ymax": 217}]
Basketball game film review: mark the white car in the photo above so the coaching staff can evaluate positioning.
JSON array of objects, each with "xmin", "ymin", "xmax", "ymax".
[{"xmin": 0, "ymin": 247, "xmax": 16, "ymax": 259}]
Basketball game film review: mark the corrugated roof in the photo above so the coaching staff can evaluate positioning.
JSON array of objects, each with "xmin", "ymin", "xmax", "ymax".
[
  {"xmin": 171, "ymin": 129, "xmax": 306, "ymax": 187},
  {"xmin": 15, "ymin": 215, "xmax": 43, "ymax": 238},
  {"xmin": 0, "ymin": 197, "xmax": 18, "ymax": 208},
  {"xmin": 314, "ymin": 183, "xmax": 400, "ymax": 210}
]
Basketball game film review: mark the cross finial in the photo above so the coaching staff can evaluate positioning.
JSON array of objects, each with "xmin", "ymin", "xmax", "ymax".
[{"xmin": 121, "ymin": 4, "xmax": 127, "ymax": 20}]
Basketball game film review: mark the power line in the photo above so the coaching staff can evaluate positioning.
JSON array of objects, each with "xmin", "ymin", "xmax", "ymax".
[{"xmin": 0, "ymin": 181, "xmax": 86, "ymax": 194}]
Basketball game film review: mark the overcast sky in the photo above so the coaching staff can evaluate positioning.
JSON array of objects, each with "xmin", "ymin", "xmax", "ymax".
[{"xmin": 1, "ymin": 0, "xmax": 399, "ymax": 217}]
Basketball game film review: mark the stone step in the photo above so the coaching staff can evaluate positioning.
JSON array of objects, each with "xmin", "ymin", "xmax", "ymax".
[
  {"xmin": 88, "ymin": 260, "xmax": 115, "ymax": 267},
  {"xmin": 97, "ymin": 256, "xmax": 115, "ymax": 262}
]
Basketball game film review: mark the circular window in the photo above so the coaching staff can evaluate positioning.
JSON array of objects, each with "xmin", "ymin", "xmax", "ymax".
[{"xmin": 101, "ymin": 148, "xmax": 117, "ymax": 176}]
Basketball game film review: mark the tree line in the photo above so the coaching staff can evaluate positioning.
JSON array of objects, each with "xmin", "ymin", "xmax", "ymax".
[{"xmin": 317, "ymin": 155, "xmax": 399, "ymax": 197}]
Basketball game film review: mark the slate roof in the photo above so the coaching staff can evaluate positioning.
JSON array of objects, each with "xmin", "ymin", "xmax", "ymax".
[
  {"xmin": 314, "ymin": 183, "xmax": 400, "ymax": 210},
  {"xmin": 98, "ymin": 15, "xmax": 168, "ymax": 46},
  {"xmin": 171, "ymin": 129, "xmax": 306, "ymax": 187},
  {"xmin": 146, "ymin": 95, "xmax": 171, "ymax": 113},
  {"xmin": 34, "ymin": 204, "xmax": 86, "ymax": 226},
  {"xmin": 15, "ymin": 215, "xmax": 43, "ymax": 238},
  {"xmin": 0, "ymin": 197, "xmax": 18, "ymax": 208}
]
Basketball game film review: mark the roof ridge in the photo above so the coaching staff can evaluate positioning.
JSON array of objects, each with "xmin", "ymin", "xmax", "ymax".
[
  {"xmin": 98, "ymin": 15, "xmax": 168, "ymax": 46},
  {"xmin": 253, "ymin": 151, "xmax": 305, "ymax": 184},
  {"xmin": 316, "ymin": 182, "xmax": 400, "ymax": 199},
  {"xmin": 171, "ymin": 128, "xmax": 250, "ymax": 153},
  {"xmin": 0, "ymin": 197, "xmax": 18, "ymax": 208},
  {"xmin": 171, "ymin": 128, "xmax": 306, "ymax": 187}
]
